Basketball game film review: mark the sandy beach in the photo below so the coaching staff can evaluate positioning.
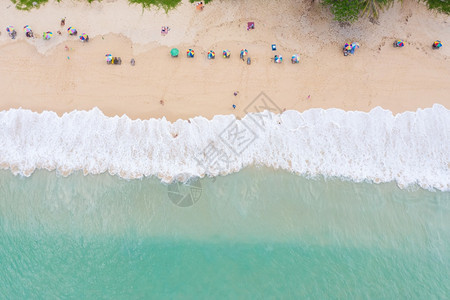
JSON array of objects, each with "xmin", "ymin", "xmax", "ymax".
[{"xmin": 1, "ymin": 0, "xmax": 449, "ymax": 121}]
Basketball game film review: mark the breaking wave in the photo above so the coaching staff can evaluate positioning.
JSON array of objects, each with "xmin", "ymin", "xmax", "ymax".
[{"xmin": 0, "ymin": 105, "xmax": 448, "ymax": 191}]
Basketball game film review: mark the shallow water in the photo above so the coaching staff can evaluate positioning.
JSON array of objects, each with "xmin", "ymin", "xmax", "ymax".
[{"xmin": 1, "ymin": 168, "xmax": 449, "ymax": 298}]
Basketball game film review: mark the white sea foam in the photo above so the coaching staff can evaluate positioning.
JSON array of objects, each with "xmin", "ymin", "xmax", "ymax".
[{"xmin": 0, "ymin": 105, "xmax": 448, "ymax": 191}]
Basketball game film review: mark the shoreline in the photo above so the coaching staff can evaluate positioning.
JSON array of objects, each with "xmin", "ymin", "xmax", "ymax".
[{"xmin": 0, "ymin": 104, "xmax": 448, "ymax": 191}]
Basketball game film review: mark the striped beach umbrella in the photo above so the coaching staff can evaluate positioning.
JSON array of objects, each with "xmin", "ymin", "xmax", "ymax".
[
  {"xmin": 240, "ymin": 49, "xmax": 248, "ymax": 60},
  {"xmin": 79, "ymin": 33, "xmax": 88, "ymax": 41},
  {"xmin": 274, "ymin": 55, "xmax": 283, "ymax": 64},
  {"xmin": 351, "ymin": 42, "xmax": 360, "ymax": 49},
  {"xmin": 223, "ymin": 50, "xmax": 230, "ymax": 58},
  {"xmin": 207, "ymin": 50, "xmax": 215, "ymax": 59},
  {"xmin": 187, "ymin": 49, "xmax": 194, "ymax": 58},
  {"xmin": 291, "ymin": 54, "xmax": 299, "ymax": 64},
  {"xmin": 67, "ymin": 27, "xmax": 77, "ymax": 35},
  {"xmin": 433, "ymin": 40, "xmax": 442, "ymax": 48},
  {"xmin": 23, "ymin": 25, "xmax": 32, "ymax": 33},
  {"xmin": 395, "ymin": 40, "xmax": 404, "ymax": 47},
  {"xmin": 171, "ymin": 48, "xmax": 179, "ymax": 57},
  {"xmin": 43, "ymin": 31, "xmax": 53, "ymax": 40},
  {"xmin": 105, "ymin": 54, "xmax": 112, "ymax": 62},
  {"xmin": 6, "ymin": 26, "xmax": 14, "ymax": 33}
]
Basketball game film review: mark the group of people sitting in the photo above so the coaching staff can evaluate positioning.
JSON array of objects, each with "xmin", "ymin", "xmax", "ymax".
[
  {"xmin": 107, "ymin": 57, "xmax": 122, "ymax": 65},
  {"xmin": 344, "ymin": 39, "xmax": 443, "ymax": 55},
  {"xmin": 8, "ymin": 29, "xmax": 17, "ymax": 39}
]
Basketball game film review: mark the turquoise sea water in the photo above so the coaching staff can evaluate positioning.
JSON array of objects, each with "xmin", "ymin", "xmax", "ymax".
[{"xmin": 1, "ymin": 168, "xmax": 449, "ymax": 299}]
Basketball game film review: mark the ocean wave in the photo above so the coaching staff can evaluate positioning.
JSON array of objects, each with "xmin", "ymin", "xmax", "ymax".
[{"xmin": 0, "ymin": 105, "xmax": 448, "ymax": 191}]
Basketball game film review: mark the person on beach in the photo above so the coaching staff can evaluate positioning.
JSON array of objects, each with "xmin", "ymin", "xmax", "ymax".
[
  {"xmin": 61, "ymin": 18, "xmax": 65, "ymax": 26},
  {"xmin": 130, "ymin": 58, "xmax": 135, "ymax": 66},
  {"xmin": 234, "ymin": 91, "xmax": 239, "ymax": 96},
  {"xmin": 232, "ymin": 104, "xmax": 236, "ymax": 109}
]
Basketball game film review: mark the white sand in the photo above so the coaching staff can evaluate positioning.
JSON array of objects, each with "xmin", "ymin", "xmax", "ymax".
[{"xmin": 0, "ymin": 0, "xmax": 449, "ymax": 120}]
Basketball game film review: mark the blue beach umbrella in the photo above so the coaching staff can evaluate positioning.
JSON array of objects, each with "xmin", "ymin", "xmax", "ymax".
[{"xmin": 171, "ymin": 48, "xmax": 179, "ymax": 57}]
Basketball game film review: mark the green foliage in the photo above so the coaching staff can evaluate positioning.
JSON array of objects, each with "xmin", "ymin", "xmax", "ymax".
[
  {"xmin": 128, "ymin": 0, "xmax": 181, "ymax": 12},
  {"xmin": 189, "ymin": 0, "xmax": 212, "ymax": 3},
  {"xmin": 11, "ymin": 0, "xmax": 48, "ymax": 10},
  {"xmin": 321, "ymin": 0, "xmax": 362, "ymax": 23},
  {"xmin": 321, "ymin": 0, "xmax": 397, "ymax": 23},
  {"xmin": 10, "ymin": 0, "xmax": 190, "ymax": 11},
  {"xmin": 422, "ymin": 0, "xmax": 450, "ymax": 14},
  {"xmin": 361, "ymin": 0, "xmax": 394, "ymax": 19},
  {"xmin": 11, "ymin": 0, "xmax": 99, "ymax": 10}
]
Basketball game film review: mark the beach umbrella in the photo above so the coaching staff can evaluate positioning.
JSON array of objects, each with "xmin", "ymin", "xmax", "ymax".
[
  {"xmin": 23, "ymin": 25, "xmax": 32, "ymax": 33},
  {"xmin": 291, "ymin": 54, "xmax": 299, "ymax": 64},
  {"xmin": 344, "ymin": 43, "xmax": 352, "ymax": 51},
  {"xmin": 351, "ymin": 42, "xmax": 360, "ymax": 49},
  {"xmin": 207, "ymin": 50, "xmax": 215, "ymax": 59},
  {"xmin": 6, "ymin": 26, "xmax": 15, "ymax": 33},
  {"xmin": 171, "ymin": 48, "xmax": 179, "ymax": 57},
  {"xmin": 434, "ymin": 40, "xmax": 442, "ymax": 48},
  {"xmin": 187, "ymin": 49, "xmax": 194, "ymax": 58},
  {"xmin": 67, "ymin": 27, "xmax": 77, "ymax": 35},
  {"xmin": 395, "ymin": 40, "xmax": 404, "ymax": 47},
  {"xmin": 274, "ymin": 55, "xmax": 283, "ymax": 64},
  {"xmin": 223, "ymin": 50, "xmax": 230, "ymax": 58},
  {"xmin": 240, "ymin": 49, "xmax": 248, "ymax": 60},
  {"xmin": 43, "ymin": 31, "xmax": 53, "ymax": 40},
  {"xmin": 79, "ymin": 33, "xmax": 88, "ymax": 41},
  {"xmin": 105, "ymin": 54, "xmax": 112, "ymax": 62}
]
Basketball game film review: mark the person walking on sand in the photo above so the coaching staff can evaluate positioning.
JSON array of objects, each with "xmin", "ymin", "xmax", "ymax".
[
  {"xmin": 61, "ymin": 18, "xmax": 65, "ymax": 26},
  {"xmin": 232, "ymin": 104, "xmax": 236, "ymax": 109}
]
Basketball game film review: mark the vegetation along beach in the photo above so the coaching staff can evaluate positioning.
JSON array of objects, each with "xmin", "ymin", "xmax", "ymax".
[{"xmin": 0, "ymin": 0, "xmax": 449, "ymax": 298}]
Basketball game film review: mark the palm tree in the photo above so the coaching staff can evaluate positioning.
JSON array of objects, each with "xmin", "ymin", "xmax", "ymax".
[{"xmin": 360, "ymin": 0, "xmax": 395, "ymax": 19}]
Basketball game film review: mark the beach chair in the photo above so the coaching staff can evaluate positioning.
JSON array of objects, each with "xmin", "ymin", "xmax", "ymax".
[{"xmin": 247, "ymin": 57, "xmax": 251, "ymax": 65}]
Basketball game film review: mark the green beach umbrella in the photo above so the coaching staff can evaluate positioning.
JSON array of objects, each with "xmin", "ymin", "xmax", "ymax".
[{"xmin": 171, "ymin": 48, "xmax": 179, "ymax": 57}]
